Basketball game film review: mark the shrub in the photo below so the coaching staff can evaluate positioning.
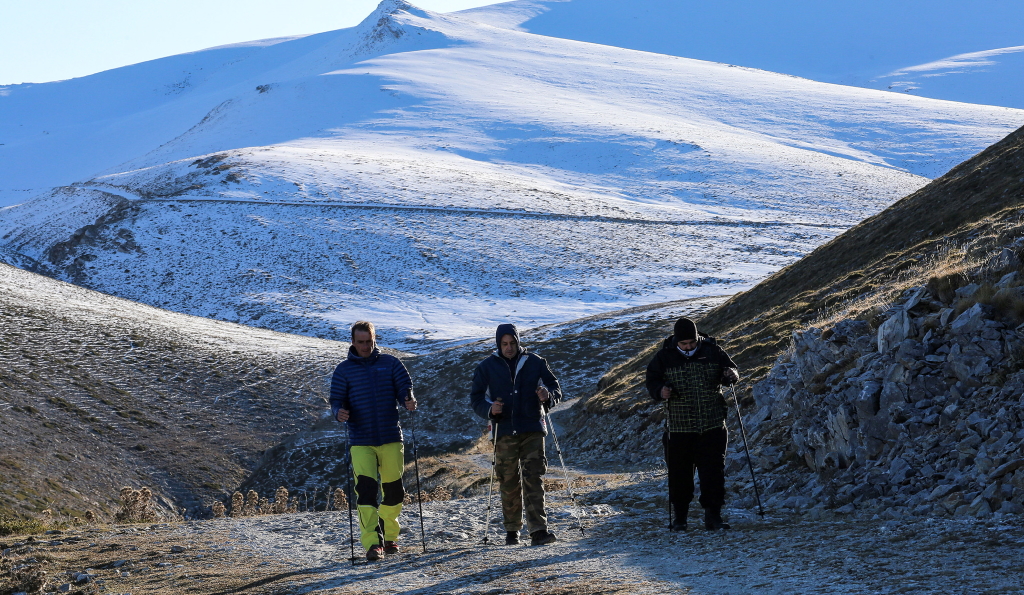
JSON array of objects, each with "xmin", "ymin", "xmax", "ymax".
[
  {"xmin": 211, "ymin": 502, "xmax": 226, "ymax": 518},
  {"xmin": 331, "ymin": 487, "xmax": 348, "ymax": 511},
  {"xmin": 229, "ymin": 491, "xmax": 245, "ymax": 517},
  {"xmin": 272, "ymin": 487, "xmax": 290, "ymax": 514},
  {"xmin": 243, "ymin": 490, "xmax": 260, "ymax": 516},
  {"xmin": 0, "ymin": 514, "xmax": 50, "ymax": 537},
  {"xmin": 429, "ymin": 486, "xmax": 451, "ymax": 501},
  {"xmin": 114, "ymin": 486, "xmax": 157, "ymax": 523}
]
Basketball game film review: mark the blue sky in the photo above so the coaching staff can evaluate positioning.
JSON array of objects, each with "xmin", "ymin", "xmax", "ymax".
[{"xmin": 0, "ymin": 0, "xmax": 497, "ymax": 85}]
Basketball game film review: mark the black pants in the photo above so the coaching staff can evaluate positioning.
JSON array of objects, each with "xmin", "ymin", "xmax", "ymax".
[{"xmin": 664, "ymin": 427, "xmax": 728, "ymax": 510}]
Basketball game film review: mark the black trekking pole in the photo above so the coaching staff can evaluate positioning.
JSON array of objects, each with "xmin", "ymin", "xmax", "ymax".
[
  {"xmin": 730, "ymin": 385, "xmax": 765, "ymax": 518},
  {"xmin": 343, "ymin": 425, "xmax": 359, "ymax": 565},
  {"xmin": 542, "ymin": 405, "xmax": 586, "ymax": 537},
  {"xmin": 662, "ymin": 381, "xmax": 674, "ymax": 530},
  {"xmin": 406, "ymin": 401, "xmax": 428, "ymax": 554},
  {"xmin": 664, "ymin": 429, "xmax": 674, "ymax": 530}
]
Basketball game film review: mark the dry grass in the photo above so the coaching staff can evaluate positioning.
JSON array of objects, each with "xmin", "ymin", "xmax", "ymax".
[{"xmin": 0, "ymin": 524, "xmax": 295, "ymax": 595}]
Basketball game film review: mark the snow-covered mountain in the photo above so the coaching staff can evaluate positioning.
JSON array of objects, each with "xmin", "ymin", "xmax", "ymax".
[
  {"xmin": 469, "ymin": 0, "xmax": 1024, "ymax": 108},
  {"xmin": 1, "ymin": 0, "xmax": 1022, "ymax": 350}
]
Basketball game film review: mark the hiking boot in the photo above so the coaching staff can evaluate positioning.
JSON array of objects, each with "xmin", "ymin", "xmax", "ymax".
[
  {"xmin": 671, "ymin": 504, "xmax": 689, "ymax": 531},
  {"xmin": 530, "ymin": 530, "xmax": 557, "ymax": 546},
  {"xmin": 669, "ymin": 519, "xmax": 688, "ymax": 531},
  {"xmin": 366, "ymin": 545, "xmax": 384, "ymax": 561},
  {"xmin": 505, "ymin": 531, "xmax": 520, "ymax": 545},
  {"xmin": 384, "ymin": 541, "xmax": 400, "ymax": 555},
  {"xmin": 704, "ymin": 508, "xmax": 731, "ymax": 531}
]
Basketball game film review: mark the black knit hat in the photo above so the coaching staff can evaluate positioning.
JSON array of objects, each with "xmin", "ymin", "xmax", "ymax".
[{"xmin": 674, "ymin": 317, "xmax": 698, "ymax": 343}]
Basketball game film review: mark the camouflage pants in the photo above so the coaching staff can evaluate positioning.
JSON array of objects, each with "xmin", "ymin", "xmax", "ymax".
[{"xmin": 494, "ymin": 432, "xmax": 548, "ymax": 533}]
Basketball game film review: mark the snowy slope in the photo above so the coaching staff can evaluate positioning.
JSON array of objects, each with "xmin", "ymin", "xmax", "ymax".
[
  {"xmin": 461, "ymin": 0, "xmax": 1024, "ymax": 108},
  {"xmin": 1, "ymin": 0, "xmax": 1023, "ymax": 350}
]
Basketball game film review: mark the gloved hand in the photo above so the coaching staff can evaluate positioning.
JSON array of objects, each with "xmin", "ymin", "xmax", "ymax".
[
  {"xmin": 489, "ymin": 399, "xmax": 504, "ymax": 421},
  {"xmin": 721, "ymin": 367, "xmax": 739, "ymax": 386}
]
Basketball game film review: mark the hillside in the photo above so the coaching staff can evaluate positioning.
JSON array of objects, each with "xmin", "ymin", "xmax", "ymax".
[
  {"xmin": 466, "ymin": 0, "xmax": 1024, "ymax": 108},
  {"xmin": 0, "ymin": 263, "xmax": 348, "ymax": 520},
  {"xmin": 562, "ymin": 123, "xmax": 1024, "ymax": 517},
  {"xmin": 2, "ymin": 1, "xmax": 1022, "ymax": 350}
]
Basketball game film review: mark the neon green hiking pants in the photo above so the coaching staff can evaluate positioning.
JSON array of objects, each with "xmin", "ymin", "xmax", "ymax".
[{"xmin": 350, "ymin": 441, "xmax": 405, "ymax": 550}]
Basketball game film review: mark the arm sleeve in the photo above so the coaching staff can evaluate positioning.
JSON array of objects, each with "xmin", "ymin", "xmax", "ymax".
[
  {"xmin": 329, "ymin": 364, "xmax": 348, "ymax": 418},
  {"xmin": 538, "ymin": 356, "xmax": 562, "ymax": 411},
  {"xmin": 645, "ymin": 351, "xmax": 667, "ymax": 401},
  {"xmin": 721, "ymin": 349, "xmax": 738, "ymax": 370},
  {"xmin": 469, "ymin": 363, "xmax": 493, "ymax": 421},
  {"xmin": 391, "ymin": 356, "xmax": 414, "ymax": 406}
]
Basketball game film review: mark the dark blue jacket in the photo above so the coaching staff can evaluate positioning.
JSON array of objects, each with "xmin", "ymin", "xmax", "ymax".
[
  {"xmin": 330, "ymin": 346, "xmax": 413, "ymax": 447},
  {"xmin": 470, "ymin": 324, "xmax": 562, "ymax": 438}
]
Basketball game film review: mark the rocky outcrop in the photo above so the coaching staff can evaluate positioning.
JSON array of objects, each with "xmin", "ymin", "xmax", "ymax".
[{"xmin": 748, "ymin": 260, "xmax": 1024, "ymax": 519}]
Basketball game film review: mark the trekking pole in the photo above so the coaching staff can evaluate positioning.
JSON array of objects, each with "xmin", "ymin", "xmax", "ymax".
[
  {"xmin": 664, "ymin": 430, "xmax": 673, "ymax": 530},
  {"xmin": 543, "ymin": 406, "xmax": 586, "ymax": 537},
  {"xmin": 730, "ymin": 385, "xmax": 765, "ymax": 518},
  {"xmin": 406, "ymin": 402, "xmax": 428, "ymax": 553},
  {"xmin": 481, "ymin": 418, "xmax": 499, "ymax": 545},
  {"xmin": 662, "ymin": 381, "xmax": 674, "ymax": 530},
  {"xmin": 343, "ymin": 425, "xmax": 358, "ymax": 565}
]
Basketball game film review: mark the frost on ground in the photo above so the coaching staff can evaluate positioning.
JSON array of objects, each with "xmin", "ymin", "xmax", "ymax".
[{"xmin": 5, "ymin": 472, "xmax": 1023, "ymax": 594}]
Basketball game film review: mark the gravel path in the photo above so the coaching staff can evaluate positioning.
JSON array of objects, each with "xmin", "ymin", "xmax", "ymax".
[{"xmin": 207, "ymin": 474, "xmax": 1024, "ymax": 595}]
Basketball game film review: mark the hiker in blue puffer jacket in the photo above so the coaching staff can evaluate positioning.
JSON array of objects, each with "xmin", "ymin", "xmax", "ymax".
[
  {"xmin": 330, "ymin": 320, "xmax": 416, "ymax": 561},
  {"xmin": 470, "ymin": 323, "xmax": 562, "ymax": 546}
]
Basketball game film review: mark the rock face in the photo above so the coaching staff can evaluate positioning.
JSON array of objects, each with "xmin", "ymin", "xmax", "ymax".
[{"xmin": 749, "ymin": 268, "xmax": 1024, "ymax": 519}]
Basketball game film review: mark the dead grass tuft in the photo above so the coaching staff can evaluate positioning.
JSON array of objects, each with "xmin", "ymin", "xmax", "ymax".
[
  {"xmin": 331, "ymin": 487, "xmax": 348, "ymax": 511},
  {"xmin": 114, "ymin": 486, "xmax": 157, "ymax": 523}
]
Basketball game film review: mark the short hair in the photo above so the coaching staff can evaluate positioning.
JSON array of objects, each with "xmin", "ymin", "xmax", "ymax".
[{"xmin": 351, "ymin": 320, "xmax": 375, "ymax": 341}]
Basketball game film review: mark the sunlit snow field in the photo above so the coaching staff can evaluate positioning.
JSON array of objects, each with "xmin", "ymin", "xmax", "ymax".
[{"xmin": 1, "ymin": 0, "xmax": 1023, "ymax": 349}]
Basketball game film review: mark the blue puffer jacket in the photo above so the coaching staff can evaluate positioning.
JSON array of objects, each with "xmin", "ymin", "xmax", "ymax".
[
  {"xmin": 470, "ymin": 324, "xmax": 562, "ymax": 438},
  {"xmin": 330, "ymin": 346, "xmax": 413, "ymax": 447}
]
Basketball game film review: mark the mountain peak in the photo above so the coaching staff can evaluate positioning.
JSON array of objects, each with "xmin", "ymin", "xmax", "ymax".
[{"xmin": 350, "ymin": 0, "xmax": 430, "ymax": 57}]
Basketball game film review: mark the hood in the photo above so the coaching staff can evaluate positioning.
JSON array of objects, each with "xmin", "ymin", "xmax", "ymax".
[
  {"xmin": 662, "ymin": 332, "xmax": 714, "ymax": 350},
  {"xmin": 495, "ymin": 323, "xmax": 524, "ymax": 355}
]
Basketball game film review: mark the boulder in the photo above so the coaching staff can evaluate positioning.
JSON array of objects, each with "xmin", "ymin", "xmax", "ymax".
[
  {"xmin": 878, "ymin": 310, "xmax": 914, "ymax": 353},
  {"xmin": 853, "ymin": 381, "xmax": 882, "ymax": 421},
  {"xmin": 996, "ymin": 271, "xmax": 1019, "ymax": 289},
  {"xmin": 950, "ymin": 303, "xmax": 989, "ymax": 336},
  {"xmin": 954, "ymin": 283, "xmax": 981, "ymax": 301},
  {"xmin": 879, "ymin": 381, "xmax": 908, "ymax": 415},
  {"xmin": 989, "ymin": 248, "xmax": 1021, "ymax": 273}
]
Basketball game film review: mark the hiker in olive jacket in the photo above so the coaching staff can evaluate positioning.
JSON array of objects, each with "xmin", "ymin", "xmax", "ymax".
[
  {"xmin": 470, "ymin": 323, "xmax": 562, "ymax": 546},
  {"xmin": 646, "ymin": 317, "xmax": 738, "ymax": 531}
]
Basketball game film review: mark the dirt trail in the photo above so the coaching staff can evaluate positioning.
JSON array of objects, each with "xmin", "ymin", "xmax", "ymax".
[{"xmin": 4, "ymin": 477, "xmax": 1022, "ymax": 594}]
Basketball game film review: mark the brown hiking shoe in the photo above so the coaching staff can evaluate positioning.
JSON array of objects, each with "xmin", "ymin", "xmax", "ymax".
[
  {"xmin": 384, "ymin": 541, "xmax": 400, "ymax": 555},
  {"xmin": 530, "ymin": 530, "xmax": 557, "ymax": 546},
  {"xmin": 366, "ymin": 545, "xmax": 384, "ymax": 561}
]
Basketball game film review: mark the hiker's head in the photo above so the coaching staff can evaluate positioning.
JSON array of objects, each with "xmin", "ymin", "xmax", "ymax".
[
  {"xmin": 351, "ymin": 320, "xmax": 376, "ymax": 357},
  {"xmin": 500, "ymin": 334, "xmax": 519, "ymax": 359},
  {"xmin": 495, "ymin": 323, "xmax": 522, "ymax": 359},
  {"xmin": 674, "ymin": 317, "xmax": 699, "ymax": 351}
]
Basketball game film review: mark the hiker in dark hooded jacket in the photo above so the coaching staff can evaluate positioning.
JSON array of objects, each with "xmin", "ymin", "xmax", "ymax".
[
  {"xmin": 646, "ymin": 317, "xmax": 738, "ymax": 531},
  {"xmin": 470, "ymin": 323, "xmax": 562, "ymax": 546},
  {"xmin": 330, "ymin": 321, "xmax": 416, "ymax": 561}
]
